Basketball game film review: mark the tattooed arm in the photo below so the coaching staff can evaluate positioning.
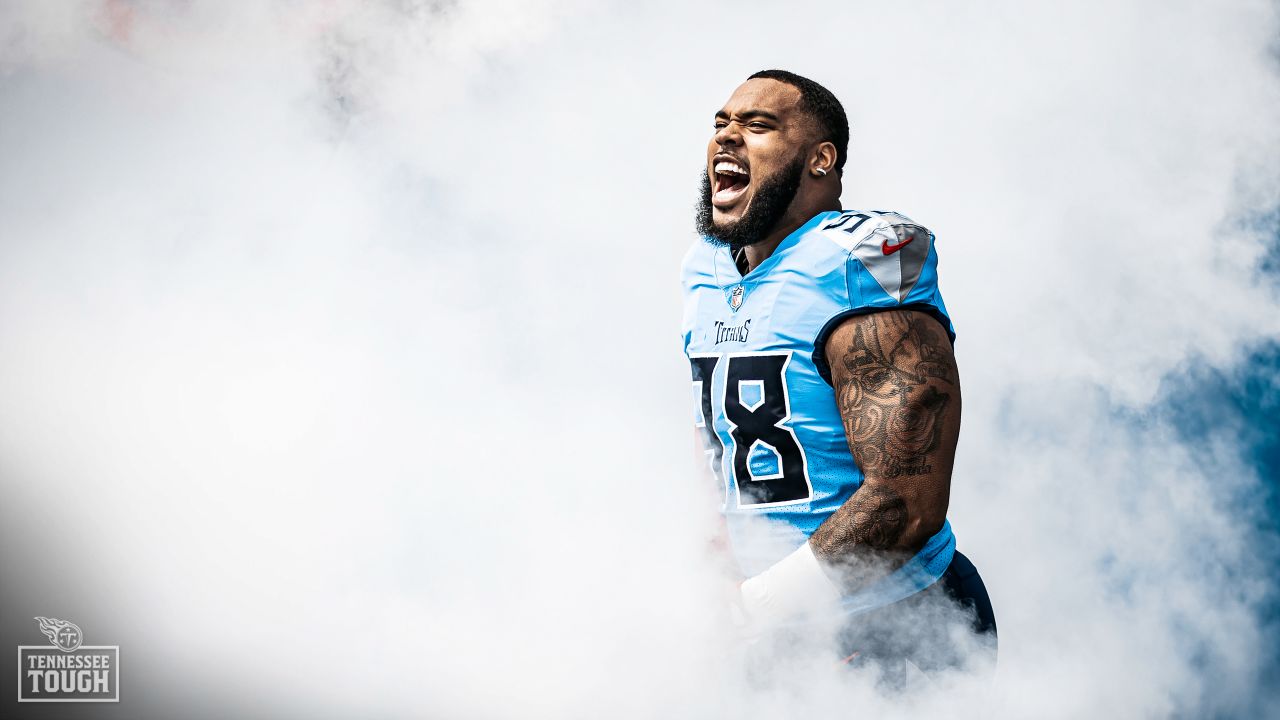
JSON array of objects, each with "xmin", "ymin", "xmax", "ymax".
[{"xmin": 809, "ymin": 308, "xmax": 961, "ymax": 593}]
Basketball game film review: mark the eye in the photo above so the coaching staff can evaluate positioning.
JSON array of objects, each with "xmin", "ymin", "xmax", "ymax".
[
  {"xmin": 714, "ymin": 120, "xmax": 728, "ymax": 129},
  {"xmin": 748, "ymin": 121, "xmax": 769, "ymax": 129}
]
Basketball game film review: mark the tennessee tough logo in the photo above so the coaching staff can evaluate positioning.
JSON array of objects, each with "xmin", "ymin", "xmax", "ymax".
[{"xmin": 19, "ymin": 616, "xmax": 120, "ymax": 702}]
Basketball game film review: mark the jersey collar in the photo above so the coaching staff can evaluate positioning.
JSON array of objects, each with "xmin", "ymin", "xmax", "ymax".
[{"xmin": 714, "ymin": 210, "xmax": 842, "ymax": 287}]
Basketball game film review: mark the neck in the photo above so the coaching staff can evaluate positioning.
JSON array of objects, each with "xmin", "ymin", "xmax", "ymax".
[
  {"xmin": 741, "ymin": 196, "xmax": 841, "ymax": 272},
  {"xmin": 741, "ymin": 218, "xmax": 803, "ymax": 272}
]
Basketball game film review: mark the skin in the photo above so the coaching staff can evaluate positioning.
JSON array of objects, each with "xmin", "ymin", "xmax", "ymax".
[
  {"xmin": 809, "ymin": 309, "xmax": 960, "ymax": 593},
  {"xmin": 707, "ymin": 78, "xmax": 840, "ymax": 271},
  {"xmin": 706, "ymin": 79, "xmax": 960, "ymax": 591}
]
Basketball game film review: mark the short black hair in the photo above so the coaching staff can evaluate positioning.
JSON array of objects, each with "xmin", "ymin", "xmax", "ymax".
[{"xmin": 748, "ymin": 69, "xmax": 850, "ymax": 177}]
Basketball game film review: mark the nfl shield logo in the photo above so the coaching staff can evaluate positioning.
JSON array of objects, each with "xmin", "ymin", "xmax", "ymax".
[{"xmin": 726, "ymin": 284, "xmax": 745, "ymax": 312}]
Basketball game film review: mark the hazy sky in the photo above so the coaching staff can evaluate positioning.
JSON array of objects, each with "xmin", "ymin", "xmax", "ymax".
[{"xmin": 1, "ymin": 1, "xmax": 1278, "ymax": 718}]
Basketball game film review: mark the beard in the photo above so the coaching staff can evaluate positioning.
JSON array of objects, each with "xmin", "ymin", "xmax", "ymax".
[{"xmin": 695, "ymin": 154, "xmax": 806, "ymax": 253}]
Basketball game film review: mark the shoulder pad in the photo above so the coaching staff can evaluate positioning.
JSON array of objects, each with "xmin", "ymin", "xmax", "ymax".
[{"xmin": 819, "ymin": 210, "xmax": 934, "ymax": 303}]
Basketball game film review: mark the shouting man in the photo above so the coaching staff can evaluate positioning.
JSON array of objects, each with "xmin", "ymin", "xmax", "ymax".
[{"xmin": 683, "ymin": 70, "xmax": 996, "ymax": 676}]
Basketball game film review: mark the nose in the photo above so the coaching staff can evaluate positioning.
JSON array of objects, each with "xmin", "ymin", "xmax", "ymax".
[{"xmin": 713, "ymin": 120, "xmax": 742, "ymax": 148}]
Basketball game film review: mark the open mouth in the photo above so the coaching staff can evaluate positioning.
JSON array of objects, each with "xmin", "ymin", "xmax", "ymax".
[{"xmin": 712, "ymin": 157, "xmax": 750, "ymax": 208}]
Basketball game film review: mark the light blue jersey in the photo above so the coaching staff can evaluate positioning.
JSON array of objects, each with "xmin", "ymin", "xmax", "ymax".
[{"xmin": 682, "ymin": 209, "xmax": 957, "ymax": 614}]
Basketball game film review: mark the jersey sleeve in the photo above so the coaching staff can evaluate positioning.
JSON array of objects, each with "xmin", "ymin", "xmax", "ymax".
[{"xmin": 810, "ymin": 210, "xmax": 956, "ymax": 385}]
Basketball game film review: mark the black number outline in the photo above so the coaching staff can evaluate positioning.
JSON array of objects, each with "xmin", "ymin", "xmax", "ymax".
[{"xmin": 689, "ymin": 351, "xmax": 813, "ymax": 508}]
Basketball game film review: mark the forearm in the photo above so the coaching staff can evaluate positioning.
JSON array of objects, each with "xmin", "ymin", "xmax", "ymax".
[
  {"xmin": 734, "ymin": 480, "xmax": 946, "ymax": 628},
  {"xmin": 809, "ymin": 478, "xmax": 947, "ymax": 592}
]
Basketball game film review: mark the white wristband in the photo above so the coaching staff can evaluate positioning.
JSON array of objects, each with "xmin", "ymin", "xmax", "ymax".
[{"xmin": 738, "ymin": 541, "xmax": 843, "ymax": 628}]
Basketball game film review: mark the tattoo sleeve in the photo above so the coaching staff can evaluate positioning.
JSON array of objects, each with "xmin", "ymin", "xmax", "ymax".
[{"xmin": 809, "ymin": 309, "xmax": 961, "ymax": 593}]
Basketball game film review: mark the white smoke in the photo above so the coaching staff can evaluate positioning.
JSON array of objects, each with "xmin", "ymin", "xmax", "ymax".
[{"xmin": 0, "ymin": 0, "xmax": 1277, "ymax": 717}]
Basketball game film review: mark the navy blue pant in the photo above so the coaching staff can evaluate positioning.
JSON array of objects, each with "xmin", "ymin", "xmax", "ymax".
[
  {"xmin": 940, "ymin": 551, "xmax": 997, "ymax": 638},
  {"xmin": 839, "ymin": 551, "xmax": 997, "ymax": 677}
]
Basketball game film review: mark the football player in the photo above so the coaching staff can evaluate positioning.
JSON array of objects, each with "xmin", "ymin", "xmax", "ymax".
[{"xmin": 683, "ymin": 70, "xmax": 996, "ymax": 677}]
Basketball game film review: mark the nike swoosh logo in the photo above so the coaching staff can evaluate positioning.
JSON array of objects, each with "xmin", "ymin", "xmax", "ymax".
[{"xmin": 881, "ymin": 235, "xmax": 913, "ymax": 255}]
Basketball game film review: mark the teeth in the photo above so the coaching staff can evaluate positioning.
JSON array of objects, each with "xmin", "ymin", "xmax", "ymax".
[{"xmin": 714, "ymin": 161, "xmax": 748, "ymax": 176}]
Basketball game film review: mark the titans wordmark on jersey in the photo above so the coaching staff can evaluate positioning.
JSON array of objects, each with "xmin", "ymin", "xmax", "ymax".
[{"xmin": 682, "ymin": 209, "xmax": 958, "ymax": 615}]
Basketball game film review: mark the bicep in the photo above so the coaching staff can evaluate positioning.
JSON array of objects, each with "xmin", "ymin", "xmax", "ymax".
[{"xmin": 824, "ymin": 309, "xmax": 960, "ymax": 539}]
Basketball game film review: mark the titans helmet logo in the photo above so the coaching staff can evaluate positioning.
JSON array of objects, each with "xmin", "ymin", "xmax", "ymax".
[{"xmin": 35, "ymin": 616, "xmax": 83, "ymax": 652}]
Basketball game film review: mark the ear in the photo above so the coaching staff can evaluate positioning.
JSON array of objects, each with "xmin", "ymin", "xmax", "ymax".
[{"xmin": 811, "ymin": 141, "xmax": 837, "ymax": 178}]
